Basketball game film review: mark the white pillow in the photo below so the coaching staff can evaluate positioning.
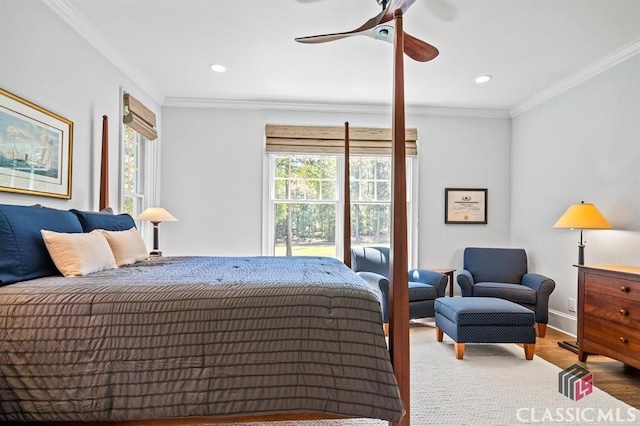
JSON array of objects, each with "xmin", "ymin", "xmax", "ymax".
[
  {"xmin": 41, "ymin": 229, "xmax": 117, "ymax": 277},
  {"xmin": 98, "ymin": 227, "xmax": 148, "ymax": 266}
]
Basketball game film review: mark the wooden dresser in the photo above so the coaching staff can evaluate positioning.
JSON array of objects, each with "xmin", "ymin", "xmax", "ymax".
[{"xmin": 577, "ymin": 265, "xmax": 640, "ymax": 369}]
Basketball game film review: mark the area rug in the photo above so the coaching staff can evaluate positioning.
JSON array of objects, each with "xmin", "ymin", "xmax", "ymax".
[{"xmin": 208, "ymin": 325, "xmax": 636, "ymax": 426}]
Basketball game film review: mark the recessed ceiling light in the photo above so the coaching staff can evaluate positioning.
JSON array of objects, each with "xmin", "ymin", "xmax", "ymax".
[
  {"xmin": 210, "ymin": 63, "xmax": 226, "ymax": 73},
  {"xmin": 475, "ymin": 75, "xmax": 492, "ymax": 84}
]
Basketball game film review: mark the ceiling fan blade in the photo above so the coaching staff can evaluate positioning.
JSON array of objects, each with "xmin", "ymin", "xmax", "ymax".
[
  {"xmin": 295, "ymin": 30, "xmax": 361, "ymax": 44},
  {"xmin": 295, "ymin": 0, "xmax": 416, "ymax": 44},
  {"xmin": 403, "ymin": 32, "xmax": 439, "ymax": 62}
]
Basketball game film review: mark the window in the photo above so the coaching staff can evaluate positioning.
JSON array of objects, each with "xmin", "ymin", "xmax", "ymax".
[
  {"xmin": 273, "ymin": 155, "xmax": 338, "ymax": 257},
  {"xmin": 266, "ymin": 153, "xmax": 415, "ymax": 262},
  {"xmin": 264, "ymin": 124, "xmax": 418, "ymax": 263},
  {"xmin": 122, "ymin": 125, "xmax": 144, "ymax": 218},
  {"xmin": 350, "ymin": 156, "xmax": 392, "ymax": 248}
]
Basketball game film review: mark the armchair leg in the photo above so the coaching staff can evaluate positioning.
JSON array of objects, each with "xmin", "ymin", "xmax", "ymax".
[
  {"xmin": 454, "ymin": 342, "xmax": 465, "ymax": 359},
  {"xmin": 435, "ymin": 326, "xmax": 443, "ymax": 342},
  {"xmin": 537, "ymin": 323, "xmax": 547, "ymax": 338}
]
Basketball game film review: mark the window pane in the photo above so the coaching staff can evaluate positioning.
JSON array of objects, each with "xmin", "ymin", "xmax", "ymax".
[
  {"xmin": 276, "ymin": 157, "xmax": 290, "ymax": 178},
  {"xmin": 274, "ymin": 202, "xmax": 336, "ymax": 257},
  {"xmin": 360, "ymin": 159, "xmax": 375, "ymax": 179},
  {"xmin": 376, "ymin": 181, "xmax": 390, "ymax": 201},
  {"xmin": 351, "ymin": 203, "xmax": 390, "ymax": 247},
  {"xmin": 362, "ymin": 181, "xmax": 375, "ymax": 201},
  {"xmin": 306, "ymin": 179, "xmax": 319, "ymax": 199},
  {"xmin": 275, "ymin": 179, "xmax": 288, "ymax": 199},
  {"xmin": 321, "ymin": 181, "xmax": 335, "ymax": 200},
  {"xmin": 124, "ymin": 196, "xmax": 134, "ymax": 216},
  {"xmin": 290, "ymin": 179, "xmax": 306, "ymax": 200},
  {"xmin": 376, "ymin": 160, "xmax": 390, "ymax": 180}
]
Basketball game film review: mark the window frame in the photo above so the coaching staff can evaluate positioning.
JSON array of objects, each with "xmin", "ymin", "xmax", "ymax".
[{"xmin": 263, "ymin": 153, "xmax": 418, "ymax": 267}]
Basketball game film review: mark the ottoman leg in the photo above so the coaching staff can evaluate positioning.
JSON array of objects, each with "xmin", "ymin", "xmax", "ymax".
[
  {"xmin": 524, "ymin": 343, "xmax": 535, "ymax": 360},
  {"xmin": 436, "ymin": 327, "xmax": 443, "ymax": 342},
  {"xmin": 455, "ymin": 342, "xmax": 465, "ymax": 359}
]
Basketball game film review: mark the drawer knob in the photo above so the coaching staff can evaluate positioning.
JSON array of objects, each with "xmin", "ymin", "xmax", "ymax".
[
  {"xmin": 620, "ymin": 337, "xmax": 628, "ymax": 343},
  {"xmin": 621, "ymin": 286, "xmax": 630, "ymax": 292},
  {"xmin": 620, "ymin": 309, "xmax": 628, "ymax": 316}
]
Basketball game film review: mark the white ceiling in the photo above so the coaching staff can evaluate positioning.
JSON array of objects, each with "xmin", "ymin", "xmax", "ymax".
[{"xmin": 58, "ymin": 0, "xmax": 640, "ymax": 114}]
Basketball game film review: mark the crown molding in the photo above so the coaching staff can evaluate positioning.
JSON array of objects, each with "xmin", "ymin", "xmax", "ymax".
[
  {"xmin": 163, "ymin": 97, "xmax": 511, "ymax": 119},
  {"xmin": 510, "ymin": 38, "xmax": 640, "ymax": 117},
  {"xmin": 42, "ymin": 0, "xmax": 164, "ymax": 105}
]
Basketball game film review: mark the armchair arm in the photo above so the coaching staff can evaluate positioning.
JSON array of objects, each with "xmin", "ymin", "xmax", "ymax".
[
  {"xmin": 456, "ymin": 269, "xmax": 475, "ymax": 297},
  {"xmin": 408, "ymin": 269, "xmax": 448, "ymax": 297},
  {"xmin": 522, "ymin": 273, "xmax": 556, "ymax": 323},
  {"xmin": 356, "ymin": 271, "xmax": 389, "ymax": 322}
]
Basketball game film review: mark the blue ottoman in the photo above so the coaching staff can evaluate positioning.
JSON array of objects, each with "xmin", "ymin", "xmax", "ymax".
[{"xmin": 435, "ymin": 297, "xmax": 536, "ymax": 360}]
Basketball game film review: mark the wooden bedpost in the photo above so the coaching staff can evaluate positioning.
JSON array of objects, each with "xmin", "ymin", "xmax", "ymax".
[
  {"xmin": 99, "ymin": 115, "xmax": 109, "ymax": 211},
  {"xmin": 389, "ymin": 9, "xmax": 410, "ymax": 426},
  {"xmin": 343, "ymin": 122, "xmax": 351, "ymax": 268}
]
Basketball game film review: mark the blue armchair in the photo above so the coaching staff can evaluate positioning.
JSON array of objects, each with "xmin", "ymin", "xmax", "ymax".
[
  {"xmin": 456, "ymin": 247, "xmax": 556, "ymax": 337},
  {"xmin": 351, "ymin": 246, "xmax": 448, "ymax": 334}
]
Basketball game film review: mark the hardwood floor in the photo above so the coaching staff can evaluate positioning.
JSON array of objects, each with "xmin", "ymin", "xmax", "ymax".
[{"xmin": 535, "ymin": 327, "xmax": 640, "ymax": 409}]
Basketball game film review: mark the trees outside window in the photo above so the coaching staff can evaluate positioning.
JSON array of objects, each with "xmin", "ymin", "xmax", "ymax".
[{"xmin": 268, "ymin": 154, "xmax": 413, "ymax": 259}]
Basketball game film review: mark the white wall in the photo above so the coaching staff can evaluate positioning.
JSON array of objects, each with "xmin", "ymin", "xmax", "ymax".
[
  {"xmin": 0, "ymin": 0, "xmax": 160, "ymax": 214},
  {"xmin": 511, "ymin": 55, "xmax": 640, "ymax": 334},
  {"xmin": 161, "ymin": 106, "xmax": 512, "ymax": 278}
]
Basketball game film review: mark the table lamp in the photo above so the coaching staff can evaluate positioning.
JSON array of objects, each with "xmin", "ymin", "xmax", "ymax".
[{"xmin": 136, "ymin": 207, "xmax": 178, "ymax": 256}]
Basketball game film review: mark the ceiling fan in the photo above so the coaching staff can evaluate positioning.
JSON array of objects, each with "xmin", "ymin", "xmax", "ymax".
[{"xmin": 295, "ymin": 0, "xmax": 439, "ymax": 62}]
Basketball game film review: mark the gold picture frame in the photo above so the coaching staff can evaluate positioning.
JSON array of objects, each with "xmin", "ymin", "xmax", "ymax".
[
  {"xmin": 445, "ymin": 188, "xmax": 488, "ymax": 224},
  {"xmin": 0, "ymin": 88, "xmax": 73, "ymax": 199}
]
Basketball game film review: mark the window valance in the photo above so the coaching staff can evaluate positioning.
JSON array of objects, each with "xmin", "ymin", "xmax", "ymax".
[
  {"xmin": 265, "ymin": 124, "xmax": 417, "ymax": 155},
  {"xmin": 123, "ymin": 93, "xmax": 158, "ymax": 141}
]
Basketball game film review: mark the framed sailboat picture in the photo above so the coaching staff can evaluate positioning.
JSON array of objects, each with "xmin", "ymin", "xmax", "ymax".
[{"xmin": 0, "ymin": 88, "xmax": 73, "ymax": 199}]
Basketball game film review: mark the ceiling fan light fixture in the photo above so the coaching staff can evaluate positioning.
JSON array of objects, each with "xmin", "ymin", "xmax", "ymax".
[
  {"xmin": 210, "ymin": 63, "xmax": 226, "ymax": 73},
  {"xmin": 475, "ymin": 74, "xmax": 492, "ymax": 84},
  {"xmin": 372, "ymin": 25, "xmax": 394, "ymax": 42}
]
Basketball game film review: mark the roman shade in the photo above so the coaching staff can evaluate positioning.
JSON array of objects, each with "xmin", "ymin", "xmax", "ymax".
[
  {"xmin": 123, "ymin": 93, "xmax": 158, "ymax": 140},
  {"xmin": 265, "ymin": 124, "xmax": 417, "ymax": 155}
]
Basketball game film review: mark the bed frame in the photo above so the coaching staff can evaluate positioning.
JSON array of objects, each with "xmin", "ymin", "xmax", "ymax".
[{"xmin": 97, "ymin": 10, "xmax": 410, "ymax": 426}]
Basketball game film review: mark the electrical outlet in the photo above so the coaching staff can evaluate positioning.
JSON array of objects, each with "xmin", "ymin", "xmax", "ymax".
[{"xmin": 568, "ymin": 298, "xmax": 577, "ymax": 313}]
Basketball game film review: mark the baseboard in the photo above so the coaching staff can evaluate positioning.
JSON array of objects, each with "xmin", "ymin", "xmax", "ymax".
[{"xmin": 548, "ymin": 309, "xmax": 577, "ymax": 337}]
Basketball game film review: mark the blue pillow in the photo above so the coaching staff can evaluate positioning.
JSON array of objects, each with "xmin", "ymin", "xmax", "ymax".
[
  {"xmin": 70, "ymin": 209, "xmax": 135, "ymax": 232},
  {"xmin": 0, "ymin": 204, "xmax": 84, "ymax": 285}
]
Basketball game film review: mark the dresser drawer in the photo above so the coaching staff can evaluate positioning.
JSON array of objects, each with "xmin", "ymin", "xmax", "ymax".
[
  {"xmin": 583, "ymin": 315, "xmax": 640, "ymax": 359},
  {"xmin": 584, "ymin": 272, "xmax": 640, "ymax": 302},
  {"xmin": 584, "ymin": 292, "xmax": 640, "ymax": 329}
]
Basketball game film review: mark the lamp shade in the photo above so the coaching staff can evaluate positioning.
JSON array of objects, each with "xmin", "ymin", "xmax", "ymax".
[
  {"xmin": 553, "ymin": 202, "xmax": 611, "ymax": 230},
  {"xmin": 136, "ymin": 207, "xmax": 178, "ymax": 223}
]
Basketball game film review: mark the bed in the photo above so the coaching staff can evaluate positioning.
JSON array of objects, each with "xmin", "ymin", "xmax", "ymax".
[
  {"xmin": 0, "ymin": 255, "xmax": 402, "ymax": 422},
  {"xmin": 1, "ymin": 10, "xmax": 413, "ymax": 426}
]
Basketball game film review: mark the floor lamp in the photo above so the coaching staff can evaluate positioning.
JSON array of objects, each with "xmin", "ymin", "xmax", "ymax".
[{"xmin": 553, "ymin": 201, "xmax": 612, "ymax": 353}]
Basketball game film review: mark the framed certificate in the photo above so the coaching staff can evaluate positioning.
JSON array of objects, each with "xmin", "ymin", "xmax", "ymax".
[{"xmin": 445, "ymin": 188, "xmax": 487, "ymax": 224}]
